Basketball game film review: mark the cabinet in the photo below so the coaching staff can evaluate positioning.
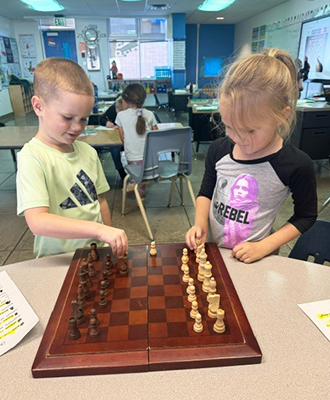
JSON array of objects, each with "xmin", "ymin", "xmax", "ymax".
[
  {"xmin": 8, "ymin": 84, "xmax": 34, "ymax": 115},
  {"xmin": 291, "ymin": 107, "xmax": 330, "ymax": 160},
  {"xmin": 107, "ymin": 78, "xmax": 171, "ymax": 94}
]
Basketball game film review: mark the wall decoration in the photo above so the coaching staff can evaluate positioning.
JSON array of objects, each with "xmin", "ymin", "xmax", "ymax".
[
  {"xmin": 87, "ymin": 44, "xmax": 100, "ymax": 71},
  {"xmin": 0, "ymin": 36, "xmax": 22, "ymax": 88}
]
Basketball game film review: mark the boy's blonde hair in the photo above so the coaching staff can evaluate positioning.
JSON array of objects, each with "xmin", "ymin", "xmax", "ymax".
[
  {"xmin": 219, "ymin": 48, "xmax": 298, "ymax": 139},
  {"xmin": 34, "ymin": 57, "xmax": 94, "ymax": 102},
  {"xmin": 115, "ymin": 96, "xmax": 124, "ymax": 112}
]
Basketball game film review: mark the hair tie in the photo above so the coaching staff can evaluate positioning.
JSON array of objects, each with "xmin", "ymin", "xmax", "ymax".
[{"xmin": 136, "ymin": 109, "xmax": 142, "ymax": 117}]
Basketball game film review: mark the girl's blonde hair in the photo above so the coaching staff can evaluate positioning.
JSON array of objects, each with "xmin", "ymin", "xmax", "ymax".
[
  {"xmin": 34, "ymin": 58, "xmax": 94, "ymax": 102},
  {"xmin": 219, "ymin": 48, "xmax": 298, "ymax": 139}
]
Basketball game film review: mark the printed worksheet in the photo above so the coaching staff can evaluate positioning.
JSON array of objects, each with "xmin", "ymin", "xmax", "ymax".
[
  {"xmin": 0, "ymin": 271, "xmax": 39, "ymax": 356},
  {"xmin": 298, "ymin": 299, "xmax": 330, "ymax": 342}
]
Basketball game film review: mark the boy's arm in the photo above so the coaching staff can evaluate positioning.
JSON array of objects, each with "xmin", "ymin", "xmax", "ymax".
[
  {"xmin": 98, "ymin": 193, "xmax": 111, "ymax": 226},
  {"xmin": 24, "ymin": 207, "xmax": 128, "ymax": 258},
  {"xmin": 185, "ymin": 196, "xmax": 211, "ymax": 250},
  {"xmin": 232, "ymin": 223, "xmax": 300, "ymax": 264}
]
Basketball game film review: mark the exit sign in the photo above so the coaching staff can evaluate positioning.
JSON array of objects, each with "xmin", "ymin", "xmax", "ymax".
[{"xmin": 54, "ymin": 17, "xmax": 66, "ymax": 26}]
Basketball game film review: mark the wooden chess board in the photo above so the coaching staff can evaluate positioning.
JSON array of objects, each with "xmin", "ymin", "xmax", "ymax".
[{"xmin": 32, "ymin": 243, "xmax": 262, "ymax": 378}]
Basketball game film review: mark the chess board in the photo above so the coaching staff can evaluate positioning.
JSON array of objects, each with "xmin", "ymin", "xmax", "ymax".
[{"xmin": 32, "ymin": 243, "xmax": 262, "ymax": 378}]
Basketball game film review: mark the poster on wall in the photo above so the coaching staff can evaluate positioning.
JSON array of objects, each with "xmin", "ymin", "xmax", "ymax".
[
  {"xmin": 8, "ymin": 63, "xmax": 22, "ymax": 78},
  {"xmin": 0, "ymin": 36, "xmax": 23, "ymax": 88},
  {"xmin": 0, "ymin": 37, "xmax": 7, "ymax": 64},
  {"xmin": 22, "ymin": 58, "xmax": 37, "ymax": 78},
  {"xmin": 3, "ymin": 37, "xmax": 14, "ymax": 63},
  {"xmin": 10, "ymin": 39, "xmax": 20, "ymax": 63},
  {"xmin": 173, "ymin": 40, "xmax": 185, "ymax": 70},
  {"xmin": 19, "ymin": 34, "xmax": 37, "ymax": 58}
]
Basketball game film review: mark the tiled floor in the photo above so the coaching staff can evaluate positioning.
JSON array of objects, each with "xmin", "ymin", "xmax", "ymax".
[{"xmin": 1, "ymin": 110, "xmax": 329, "ymax": 266}]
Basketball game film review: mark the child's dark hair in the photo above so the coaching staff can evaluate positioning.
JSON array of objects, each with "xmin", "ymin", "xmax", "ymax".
[{"xmin": 122, "ymin": 83, "xmax": 147, "ymax": 135}]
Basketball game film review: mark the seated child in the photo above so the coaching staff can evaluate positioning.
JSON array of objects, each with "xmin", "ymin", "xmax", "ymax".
[{"xmin": 17, "ymin": 57, "xmax": 128, "ymax": 258}]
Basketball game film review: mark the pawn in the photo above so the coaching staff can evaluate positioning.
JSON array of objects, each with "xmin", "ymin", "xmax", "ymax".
[
  {"xmin": 207, "ymin": 277, "xmax": 217, "ymax": 302},
  {"xmin": 150, "ymin": 241, "xmax": 157, "ymax": 256},
  {"xmin": 77, "ymin": 284, "xmax": 87, "ymax": 309},
  {"xmin": 102, "ymin": 270, "xmax": 110, "ymax": 287},
  {"xmin": 87, "ymin": 262, "xmax": 97, "ymax": 277},
  {"xmin": 90, "ymin": 308, "xmax": 100, "ymax": 327},
  {"xmin": 89, "ymin": 317, "xmax": 100, "ymax": 338},
  {"xmin": 187, "ymin": 285, "xmax": 197, "ymax": 303},
  {"xmin": 68, "ymin": 317, "xmax": 81, "ymax": 340},
  {"xmin": 190, "ymin": 300, "xmax": 199, "ymax": 319},
  {"xmin": 182, "ymin": 264, "xmax": 190, "ymax": 283},
  {"xmin": 181, "ymin": 248, "xmax": 189, "ymax": 271},
  {"xmin": 118, "ymin": 256, "xmax": 129, "ymax": 276},
  {"xmin": 100, "ymin": 280, "xmax": 109, "ymax": 297},
  {"xmin": 193, "ymin": 312, "xmax": 203, "ymax": 333},
  {"xmin": 90, "ymin": 242, "xmax": 99, "ymax": 261},
  {"xmin": 213, "ymin": 308, "xmax": 225, "ymax": 334},
  {"xmin": 98, "ymin": 290, "xmax": 107, "ymax": 308},
  {"xmin": 71, "ymin": 300, "xmax": 85, "ymax": 325}
]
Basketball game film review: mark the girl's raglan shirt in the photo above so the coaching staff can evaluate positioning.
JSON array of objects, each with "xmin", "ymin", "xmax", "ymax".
[{"xmin": 199, "ymin": 137, "xmax": 317, "ymax": 249}]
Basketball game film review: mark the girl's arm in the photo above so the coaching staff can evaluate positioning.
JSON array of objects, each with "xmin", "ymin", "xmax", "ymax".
[
  {"xmin": 118, "ymin": 126, "xmax": 124, "ymax": 142},
  {"xmin": 24, "ymin": 207, "xmax": 128, "ymax": 258},
  {"xmin": 98, "ymin": 193, "xmax": 111, "ymax": 226},
  {"xmin": 185, "ymin": 196, "xmax": 211, "ymax": 250},
  {"xmin": 232, "ymin": 222, "xmax": 300, "ymax": 263},
  {"xmin": 152, "ymin": 125, "xmax": 158, "ymax": 130}
]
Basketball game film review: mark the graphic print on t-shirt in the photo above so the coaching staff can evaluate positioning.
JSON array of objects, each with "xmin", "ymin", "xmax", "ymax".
[
  {"xmin": 213, "ymin": 173, "xmax": 260, "ymax": 248},
  {"xmin": 59, "ymin": 170, "xmax": 97, "ymax": 210}
]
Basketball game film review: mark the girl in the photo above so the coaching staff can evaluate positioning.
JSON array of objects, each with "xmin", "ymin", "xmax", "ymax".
[
  {"xmin": 115, "ymin": 83, "xmax": 158, "ymax": 195},
  {"xmin": 185, "ymin": 49, "xmax": 317, "ymax": 264}
]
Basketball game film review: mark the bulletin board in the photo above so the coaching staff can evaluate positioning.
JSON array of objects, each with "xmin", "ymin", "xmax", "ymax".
[{"xmin": 0, "ymin": 36, "xmax": 22, "ymax": 89}]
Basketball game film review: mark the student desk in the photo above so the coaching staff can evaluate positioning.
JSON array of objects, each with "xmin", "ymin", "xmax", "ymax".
[{"xmin": 1, "ymin": 249, "xmax": 329, "ymax": 399}]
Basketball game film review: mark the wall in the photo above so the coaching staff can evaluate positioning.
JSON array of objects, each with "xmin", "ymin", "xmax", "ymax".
[
  {"xmin": 0, "ymin": 15, "xmax": 15, "ymax": 115},
  {"xmin": 234, "ymin": 0, "xmax": 330, "ymax": 58},
  {"xmin": 186, "ymin": 24, "xmax": 235, "ymax": 88}
]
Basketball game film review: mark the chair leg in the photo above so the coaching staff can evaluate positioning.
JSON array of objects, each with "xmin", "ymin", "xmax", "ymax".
[
  {"xmin": 168, "ymin": 177, "xmax": 176, "ymax": 207},
  {"xmin": 134, "ymin": 184, "xmax": 154, "ymax": 240},
  {"xmin": 182, "ymin": 175, "xmax": 196, "ymax": 207},
  {"xmin": 319, "ymin": 196, "xmax": 330, "ymax": 213},
  {"xmin": 121, "ymin": 174, "xmax": 130, "ymax": 216},
  {"xmin": 179, "ymin": 176, "xmax": 184, "ymax": 205}
]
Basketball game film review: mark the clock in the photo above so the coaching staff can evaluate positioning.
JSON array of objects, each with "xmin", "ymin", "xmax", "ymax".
[{"xmin": 84, "ymin": 28, "xmax": 98, "ymax": 43}]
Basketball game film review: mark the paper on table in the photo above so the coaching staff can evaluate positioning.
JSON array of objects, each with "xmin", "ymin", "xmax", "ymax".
[
  {"xmin": 95, "ymin": 125, "xmax": 115, "ymax": 131},
  {"xmin": 298, "ymin": 299, "xmax": 330, "ymax": 342},
  {"xmin": 0, "ymin": 271, "xmax": 39, "ymax": 356}
]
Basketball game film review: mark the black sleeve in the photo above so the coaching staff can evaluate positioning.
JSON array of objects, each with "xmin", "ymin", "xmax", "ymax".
[
  {"xmin": 273, "ymin": 144, "xmax": 318, "ymax": 233},
  {"xmin": 198, "ymin": 137, "xmax": 232, "ymax": 200},
  {"xmin": 99, "ymin": 103, "xmax": 117, "ymax": 126}
]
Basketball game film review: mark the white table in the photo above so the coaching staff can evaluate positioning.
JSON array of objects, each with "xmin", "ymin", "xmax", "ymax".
[{"xmin": 1, "ymin": 249, "xmax": 330, "ymax": 400}]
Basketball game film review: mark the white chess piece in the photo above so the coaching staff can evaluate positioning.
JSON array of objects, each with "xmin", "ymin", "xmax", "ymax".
[
  {"xmin": 207, "ymin": 277, "xmax": 217, "ymax": 302},
  {"xmin": 193, "ymin": 312, "xmax": 203, "ymax": 333},
  {"xmin": 213, "ymin": 308, "xmax": 225, "ymax": 333},
  {"xmin": 187, "ymin": 285, "xmax": 197, "ymax": 302},
  {"xmin": 150, "ymin": 241, "xmax": 157, "ymax": 256},
  {"xmin": 190, "ymin": 301, "xmax": 198, "ymax": 319},
  {"xmin": 197, "ymin": 248, "xmax": 207, "ymax": 282},
  {"xmin": 202, "ymin": 261, "xmax": 212, "ymax": 292},
  {"xmin": 207, "ymin": 293, "xmax": 220, "ymax": 318},
  {"xmin": 181, "ymin": 248, "xmax": 189, "ymax": 271},
  {"xmin": 182, "ymin": 264, "xmax": 190, "ymax": 283}
]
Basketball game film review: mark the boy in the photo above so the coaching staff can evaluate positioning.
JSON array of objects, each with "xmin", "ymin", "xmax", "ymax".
[{"xmin": 17, "ymin": 58, "xmax": 128, "ymax": 258}]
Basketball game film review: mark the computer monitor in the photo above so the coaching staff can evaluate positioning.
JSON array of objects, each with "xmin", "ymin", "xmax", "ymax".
[{"xmin": 323, "ymin": 84, "xmax": 330, "ymax": 103}]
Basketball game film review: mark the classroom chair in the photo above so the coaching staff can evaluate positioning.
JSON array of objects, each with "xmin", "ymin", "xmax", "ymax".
[
  {"xmin": 154, "ymin": 93, "xmax": 169, "ymax": 112},
  {"xmin": 288, "ymin": 219, "xmax": 330, "ymax": 265},
  {"xmin": 121, "ymin": 127, "xmax": 196, "ymax": 240}
]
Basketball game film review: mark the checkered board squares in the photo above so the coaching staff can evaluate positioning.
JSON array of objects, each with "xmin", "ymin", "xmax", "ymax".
[{"xmin": 32, "ymin": 243, "xmax": 262, "ymax": 378}]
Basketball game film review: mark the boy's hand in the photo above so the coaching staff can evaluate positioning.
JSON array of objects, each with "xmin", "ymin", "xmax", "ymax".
[
  {"xmin": 106, "ymin": 121, "xmax": 115, "ymax": 128},
  {"xmin": 98, "ymin": 225, "xmax": 128, "ymax": 258},
  {"xmin": 231, "ymin": 241, "xmax": 267, "ymax": 264},
  {"xmin": 185, "ymin": 225, "xmax": 207, "ymax": 251}
]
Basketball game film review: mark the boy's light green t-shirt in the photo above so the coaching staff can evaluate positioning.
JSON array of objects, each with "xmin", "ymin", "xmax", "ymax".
[{"xmin": 17, "ymin": 138, "xmax": 110, "ymax": 258}]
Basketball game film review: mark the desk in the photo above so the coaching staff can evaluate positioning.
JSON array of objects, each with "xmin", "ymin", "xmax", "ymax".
[
  {"xmin": 169, "ymin": 90, "xmax": 192, "ymax": 116},
  {"xmin": 1, "ymin": 249, "xmax": 330, "ymax": 399},
  {"xmin": 292, "ymin": 100, "xmax": 330, "ymax": 160}
]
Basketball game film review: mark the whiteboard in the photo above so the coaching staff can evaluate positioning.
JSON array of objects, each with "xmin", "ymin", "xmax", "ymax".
[{"xmin": 265, "ymin": 23, "xmax": 301, "ymax": 59}]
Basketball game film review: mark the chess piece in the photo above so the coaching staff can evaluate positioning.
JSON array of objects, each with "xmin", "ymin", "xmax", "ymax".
[
  {"xmin": 190, "ymin": 300, "xmax": 199, "ymax": 319},
  {"xmin": 77, "ymin": 284, "xmax": 87, "ymax": 309},
  {"xmin": 118, "ymin": 256, "xmax": 129, "ymax": 276},
  {"xmin": 100, "ymin": 280, "xmax": 109, "ymax": 297},
  {"xmin": 98, "ymin": 289, "xmax": 108, "ymax": 308},
  {"xmin": 90, "ymin": 308, "xmax": 100, "ymax": 327},
  {"xmin": 207, "ymin": 277, "xmax": 217, "ymax": 302},
  {"xmin": 207, "ymin": 293, "xmax": 220, "ymax": 318},
  {"xmin": 182, "ymin": 264, "xmax": 190, "ymax": 283},
  {"xmin": 193, "ymin": 312, "xmax": 203, "ymax": 333},
  {"xmin": 202, "ymin": 261, "xmax": 213, "ymax": 293},
  {"xmin": 87, "ymin": 261, "xmax": 97, "ymax": 277},
  {"xmin": 90, "ymin": 242, "xmax": 99, "ymax": 261},
  {"xmin": 105, "ymin": 254, "xmax": 113, "ymax": 275},
  {"xmin": 68, "ymin": 317, "xmax": 81, "ymax": 340},
  {"xmin": 181, "ymin": 248, "xmax": 189, "ymax": 271},
  {"xmin": 71, "ymin": 300, "xmax": 85, "ymax": 325},
  {"xmin": 102, "ymin": 270, "xmax": 110, "ymax": 288},
  {"xmin": 197, "ymin": 248, "xmax": 207, "ymax": 282},
  {"xmin": 187, "ymin": 284, "xmax": 197, "ymax": 303},
  {"xmin": 150, "ymin": 241, "xmax": 157, "ymax": 256},
  {"xmin": 89, "ymin": 317, "xmax": 100, "ymax": 338},
  {"xmin": 195, "ymin": 239, "xmax": 204, "ymax": 264},
  {"xmin": 213, "ymin": 308, "xmax": 225, "ymax": 333}
]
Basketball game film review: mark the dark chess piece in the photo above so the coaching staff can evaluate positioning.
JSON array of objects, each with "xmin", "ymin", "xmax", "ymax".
[
  {"xmin": 80, "ymin": 258, "xmax": 88, "ymax": 272},
  {"xmin": 68, "ymin": 317, "xmax": 81, "ymax": 340},
  {"xmin": 88, "ymin": 261, "xmax": 97, "ymax": 277},
  {"xmin": 77, "ymin": 284, "xmax": 87, "ymax": 309},
  {"xmin": 118, "ymin": 256, "xmax": 129, "ymax": 276},
  {"xmin": 80, "ymin": 265, "xmax": 92, "ymax": 288},
  {"xmin": 98, "ymin": 289, "xmax": 108, "ymax": 308},
  {"xmin": 89, "ymin": 317, "xmax": 100, "ymax": 338},
  {"xmin": 102, "ymin": 270, "xmax": 110, "ymax": 287},
  {"xmin": 90, "ymin": 308, "xmax": 100, "ymax": 327},
  {"xmin": 79, "ymin": 273, "xmax": 92, "ymax": 299},
  {"xmin": 71, "ymin": 300, "xmax": 85, "ymax": 325},
  {"xmin": 105, "ymin": 257, "xmax": 113, "ymax": 276},
  {"xmin": 100, "ymin": 280, "xmax": 109, "ymax": 297},
  {"xmin": 90, "ymin": 242, "xmax": 99, "ymax": 261}
]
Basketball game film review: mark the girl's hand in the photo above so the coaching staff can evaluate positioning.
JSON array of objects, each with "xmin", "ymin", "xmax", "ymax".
[
  {"xmin": 185, "ymin": 225, "xmax": 207, "ymax": 251},
  {"xmin": 231, "ymin": 241, "xmax": 267, "ymax": 264}
]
